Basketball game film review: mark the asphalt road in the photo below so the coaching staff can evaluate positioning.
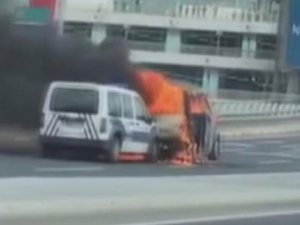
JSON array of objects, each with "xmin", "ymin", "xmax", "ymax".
[
  {"xmin": 1, "ymin": 133, "xmax": 300, "ymax": 225},
  {"xmin": 1, "ymin": 133, "xmax": 300, "ymax": 177}
]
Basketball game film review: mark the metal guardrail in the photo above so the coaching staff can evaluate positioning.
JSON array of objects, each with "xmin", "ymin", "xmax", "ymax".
[
  {"xmin": 212, "ymin": 100, "xmax": 300, "ymax": 118},
  {"xmin": 215, "ymin": 90, "xmax": 300, "ymax": 102}
]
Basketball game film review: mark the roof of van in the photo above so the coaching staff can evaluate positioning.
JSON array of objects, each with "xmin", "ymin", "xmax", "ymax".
[{"xmin": 50, "ymin": 81, "xmax": 134, "ymax": 94}]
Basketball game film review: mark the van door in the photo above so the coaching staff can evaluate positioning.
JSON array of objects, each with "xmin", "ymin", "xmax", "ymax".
[
  {"xmin": 107, "ymin": 91, "xmax": 139, "ymax": 153},
  {"xmin": 120, "ymin": 94, "xmax": 138, "ymax": 153},
  {"xmin": 44, "ymin": 87, "xmax": 99, "ymax": 140},
  {"xmin": 132, "ymin": 96, "xmax": 152, "ymax": 153}
]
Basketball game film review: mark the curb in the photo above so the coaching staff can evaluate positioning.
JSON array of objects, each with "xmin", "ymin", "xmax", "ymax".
[
  {"xmin": 1, "ymin": 175, "xmax": 300, "ymax": 220},
  {"xmin": 2, "ymin": 195, "xmax": 300, "ymax": 220}
]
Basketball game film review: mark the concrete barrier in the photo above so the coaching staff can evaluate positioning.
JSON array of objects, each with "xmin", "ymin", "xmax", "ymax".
[{"xmin": 1, "ymin": 173, "xmax": 300, "ymax": 224}]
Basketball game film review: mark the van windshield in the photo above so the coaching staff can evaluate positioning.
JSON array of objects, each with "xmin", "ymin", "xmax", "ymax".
[{"xmin": 50, "ymin": 88, "xmax": 98, "ymax": 114}]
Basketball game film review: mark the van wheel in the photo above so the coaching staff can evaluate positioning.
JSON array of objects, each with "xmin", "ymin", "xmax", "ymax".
[
  {"xmin": 41, "ymin": 144, "xmax": 58, "ymax": 158},
  {"xmin": 147, "ymin": 140, "xmax": 158, "ymax": 163},
  {"xmin": 208, "ymin": 135, "xmax": 221, "ymax": 161},
  {"xmin": 108, "ymin": 136, "xmax": 121, "ymax": 163}
]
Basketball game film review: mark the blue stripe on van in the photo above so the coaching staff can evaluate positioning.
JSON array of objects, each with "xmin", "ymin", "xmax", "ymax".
[
  {"xmin": 48, "ymin": 114, "xmax": 59, "ymax": 136},
  {"xmin": 50, "ymin": 115, "xmax": 60, "ymax": 137},
  {"xmin": 44, "ymin": 114, "xmax": 56, "ymax": 136},
  {"xmin": 87, "ymin": 114, "xmax": 99, "ymax": 140},
  {"xmin": 84, "ymin": 114, "xmax": 96, "ymax": 140}
]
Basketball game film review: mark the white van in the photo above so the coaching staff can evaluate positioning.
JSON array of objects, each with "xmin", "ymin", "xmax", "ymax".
[{"xmin": 39, "ymin": 81, "xmax": 157, "ymax": 162}]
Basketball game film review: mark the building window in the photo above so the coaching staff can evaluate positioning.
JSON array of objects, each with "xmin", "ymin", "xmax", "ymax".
[
  {"xmin": 64, "ymin": 22, "xmax": 92, "ymax": 40},
  {"xmin": 107, "ymin": 25, "xmax": 167, "ymax": 43},
  {"xmin": 181, "ymin": 30, "xmax": 217, "ymax": 47},
  {"xmin": 220, "ymin": 32, "xmax": 242, "ymax": 48},
  {"xmin": 106, "ymin": 25, "xmax": 126, "ymax": 39},
  {"xmin": 257, "ymin": 34, "xmax": 277, "ymax": 51},
  {"xmin": 127, "ymin": 26, "xmax": 166, "ymax": 43},
  {"xmin": 107, "ymin": 25, "xmax": 166, "ymax": 51},
  {"xmin": 220, "ymin": 70, "xmax": 272, "ymax": 92},
  {"xmin": 256, "ymin": 34, "xmax": 277, "ymax": 59}
]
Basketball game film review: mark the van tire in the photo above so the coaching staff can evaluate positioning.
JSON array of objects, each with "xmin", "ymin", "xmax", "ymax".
[
  {"xmin": 147, "ymin": 139, "xmax": 158, "ymax": 163},
  {"xmin": 41, "ymin": 144, "xmax": 58, "ymax": 158},
  {"xmin": 208, "ymin": 135, "xmax": 221, "ymax": 161},
  {"xmin": 108, "ymin": 136, "xmax": 121, "ymax": 163}
]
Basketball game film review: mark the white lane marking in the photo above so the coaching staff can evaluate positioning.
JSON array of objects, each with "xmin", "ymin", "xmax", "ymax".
[
  {"xmin": 223, "ymin": 142, "xmax": 252, "ymax": 148},
  {"xmin": 257, "ymin": 160, "xmax": 292, "ymax": 165},
  {"xmin": 237, "ymin": 151, "xmax": 300, "ymax": 160},
  {"xmin": 287, "ymin": 149, "xmax": 300, "ymax": 155},
  {"xmin": 282, "ymin": 144, "xmax": 300, "ymax": 149},
  {"xmin": 223, "ymin": 148, "xmax": 245, "ymax": 153},
  {"xmin": 35, "ymin": 167, "xmax": 105, "ymax": 172},
  {"xmin": 121, "ymin": 209, "xmax": 300, "ymax": 225},
  {"xmin": 258, "ymin": 140, "xmax": 284, "ymax": 145}
]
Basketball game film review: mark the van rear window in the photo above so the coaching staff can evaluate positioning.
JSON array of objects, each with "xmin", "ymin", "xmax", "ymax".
[{"xmin": 50, "ymin": 88, "xmax": 98, "ymax": 114}]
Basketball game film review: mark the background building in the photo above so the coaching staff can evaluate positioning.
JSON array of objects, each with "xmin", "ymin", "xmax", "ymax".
[{"xmin": 9, "ymin": 0, "xmax": 300, "ymax": 97}]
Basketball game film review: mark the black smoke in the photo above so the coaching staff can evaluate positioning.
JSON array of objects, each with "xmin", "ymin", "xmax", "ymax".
[
  {"xmin": 0, "ymin": 15, "xmax": 133, "ymax": 127},
  {"xmin": 0, "ymin": 19, "xmax": 132, "ymax": 83}
]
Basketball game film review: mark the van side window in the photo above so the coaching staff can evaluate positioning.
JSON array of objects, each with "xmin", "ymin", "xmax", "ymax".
[
  {"xmin": 134, "ymin": 97, "xmax": 148, "ymax": 121},
  {"xmin": 108, "ymin": 92, "xmax": 122, "ymax": 117},
  {"xmin": 122, "ymin": 94, "xmax": 134, "ymax": 119}
]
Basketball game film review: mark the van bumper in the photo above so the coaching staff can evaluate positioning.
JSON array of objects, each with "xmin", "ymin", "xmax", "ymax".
[{"xmin": 39, "ymin": 136, "xmax": 110, "ymax": 150}]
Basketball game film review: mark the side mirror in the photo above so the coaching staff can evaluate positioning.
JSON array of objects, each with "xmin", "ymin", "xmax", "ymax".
[
  {"xmin": 137, "ymin": 115, "xmax": 153, "ymax": 124},
  {"xmin": 144, "ymin": 117, "xmax": 153, "ymax": 124}
]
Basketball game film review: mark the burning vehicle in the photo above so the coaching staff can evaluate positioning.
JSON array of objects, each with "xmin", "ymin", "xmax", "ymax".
[
  {"xmin": 35, "ymin": 38, "xmax": 220, "ymax": 165},
  {"xmin": 133, "ymin": 69, "xmax": 221, "ymax": 165}
]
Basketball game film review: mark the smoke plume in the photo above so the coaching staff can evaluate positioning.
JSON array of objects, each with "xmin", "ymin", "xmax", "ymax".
[{"xmin": 0, "ymin": 14, "xmax": 133, "ymax": 127}]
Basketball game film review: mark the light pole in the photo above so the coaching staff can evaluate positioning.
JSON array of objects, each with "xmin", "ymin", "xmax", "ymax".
[
  {"xmin": 56, "ymin": 0, "xmax": 66, "ymax": 36},
  {"xmin": 124, "ymin": 25, "xmax": 130, "ymax": 40},
  {"xmin": 273, "ymin": 0, "xmax": 287, "ymax": 93}
]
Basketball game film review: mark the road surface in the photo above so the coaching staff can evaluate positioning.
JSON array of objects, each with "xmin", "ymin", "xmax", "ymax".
[
  {"xmin": 1, "ymin": 133, "xmax": 300, "ymax": 225},
  {"xmin": 1, "ymin": 133, "xmax": 300, "ymax": 177}
]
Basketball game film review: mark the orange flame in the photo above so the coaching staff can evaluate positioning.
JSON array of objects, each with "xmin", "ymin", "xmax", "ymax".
[
  {"xmin": 133, "ymin": 69, "xmax": 205, "ymax": 165},
  {"xmin": 134, "ymin": 70, "xmax": 185, "ymax": 115}
]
